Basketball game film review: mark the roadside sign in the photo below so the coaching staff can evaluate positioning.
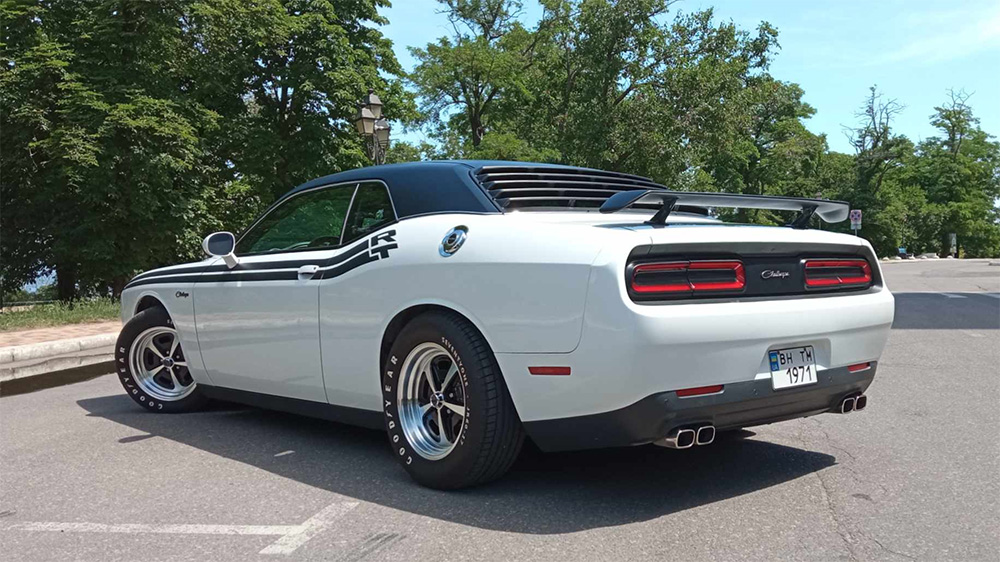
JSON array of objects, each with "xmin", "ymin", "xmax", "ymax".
[
  {"xmin": 849, "ymin": 209, "xmax": 862, "ymax": 235},
  {"xmin": 849, "ymin": 209, "xmax": 862, "ymax": 228}
]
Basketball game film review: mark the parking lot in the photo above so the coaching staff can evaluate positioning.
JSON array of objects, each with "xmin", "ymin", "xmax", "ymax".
[{"xmin": 1, "ymin": 259, "xmax": 998, "ymax": 561}]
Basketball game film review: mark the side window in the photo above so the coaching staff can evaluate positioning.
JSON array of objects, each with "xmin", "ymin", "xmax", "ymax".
[
  {"xmin": 236, "ymin": 184, "xmax": 355, "ymax": 255},
  {"xmin": 342, "ymin": 182, "xmax": 396, "ymax": 242}
]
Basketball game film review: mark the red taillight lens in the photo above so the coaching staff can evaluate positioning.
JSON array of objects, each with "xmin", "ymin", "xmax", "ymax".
[
  {"xmin": 804, "ymin": 259, "xmax": 871, "ymax": 289},
  {"xmin": 631, "ymin": 260, "xmax": 745, "ymax": 296},
  {"xmin": 676, "ymin": 384, "xmax": 724, "ymax": 397},
  {"xmin": 688, "ymin": 261, "xmax": 746, "ymax": 291},
  {"xmin": 528, "ymin": 366, "xmax": 571, "ymax": 376},
  {"xmin": 630, "ymin": 262, "xmax": 691, "ymax": 293}
]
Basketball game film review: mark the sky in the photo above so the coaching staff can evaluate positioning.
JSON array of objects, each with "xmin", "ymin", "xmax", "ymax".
[{"xmin": 380, "ymin": 0, "xmax": 1000, "ymax": 153}]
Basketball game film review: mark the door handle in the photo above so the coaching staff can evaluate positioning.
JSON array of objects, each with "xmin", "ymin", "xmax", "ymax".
[{"xmin": 297, "ymin": 265, "xmax": 320, "ymax": 280}]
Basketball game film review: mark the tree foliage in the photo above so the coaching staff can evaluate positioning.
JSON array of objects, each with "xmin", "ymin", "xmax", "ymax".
[
  {"xmin": 2, "ymin": 0, "xmax": 414, "ymax": 298},
  {"xmin": 409, "ymin": 0, "xmax": 999, "ymax": 256}
]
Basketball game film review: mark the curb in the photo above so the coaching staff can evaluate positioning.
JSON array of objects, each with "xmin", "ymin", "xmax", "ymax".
[
  {"xmin": 0, "ymin": 345, "xmax": 115, "ymax": 383},
  {"xmin": 0, "ymin": 333, "xmax": 117, "ymax": 365},
  {"xmin": 0, "ymin": 360, "xmax": 115, "ymax": 397}
]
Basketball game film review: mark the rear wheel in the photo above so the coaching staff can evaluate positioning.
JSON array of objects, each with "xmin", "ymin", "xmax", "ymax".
[
  {"xmin": 115, "ymin": 307, "xmax": 208, "ymax": 413},
  {"xmin": 382, "ymin": 311, "xmax": 524, "ymax": 489}
]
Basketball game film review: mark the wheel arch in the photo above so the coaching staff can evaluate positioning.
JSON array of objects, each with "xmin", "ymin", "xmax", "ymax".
[
  {"xmin": 379, "ymin": 302, "xmax": 495, "ymax": 376},
  {"xmin": 124, "ymin": 290, "xmax": 174, "ymax": 323},
  {"xmin": 136, "ymin": 295, "xmax": 167, "ymax": 315}
]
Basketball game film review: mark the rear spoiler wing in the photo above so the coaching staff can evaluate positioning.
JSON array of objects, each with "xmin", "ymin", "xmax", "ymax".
[{"xmin": 598, "ymin": 189, "xmax": 850, "ymax": 229}]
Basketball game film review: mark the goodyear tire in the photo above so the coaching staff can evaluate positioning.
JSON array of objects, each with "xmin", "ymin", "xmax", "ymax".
[
  {"xmin": 115, "ymin": 307, "xmax": 208, "ymax": 413},
  {"xmin": 383, "ymin": 311, "xmax": 524, "ymax": 489}
]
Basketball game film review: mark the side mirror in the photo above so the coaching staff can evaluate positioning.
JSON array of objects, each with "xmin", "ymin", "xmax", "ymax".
[{"xmin": 202, "ymin": 232, "xmax": 239, "ymax": 268}]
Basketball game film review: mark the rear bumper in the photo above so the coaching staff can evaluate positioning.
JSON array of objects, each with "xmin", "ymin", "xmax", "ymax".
[{"xmin": 523, "ymin": 364, "xmax": 875, "ymax": 452}]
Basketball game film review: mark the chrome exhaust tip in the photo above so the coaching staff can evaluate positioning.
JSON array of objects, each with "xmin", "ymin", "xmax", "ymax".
[
  {"xmin": 840, "ymin": 396, "xmax": 856, "ymax": 414},
  {"xmin": 696, "ymin": 425, "xmax": 716, "ymax": 446},
  {"xmin": 854, "ymin": 395, "xmax": 867, "ymax": 411},
  {"xmin": 656, "ymin": 428, "xmax": 696, "ymax": 449}
]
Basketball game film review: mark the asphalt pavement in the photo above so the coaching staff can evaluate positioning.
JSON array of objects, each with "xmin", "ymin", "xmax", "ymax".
[{"xmin": 1, "ymin": 259, "xmax": 998, "ymax": 561}]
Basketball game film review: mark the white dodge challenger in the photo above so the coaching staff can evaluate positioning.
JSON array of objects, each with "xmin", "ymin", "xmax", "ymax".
[{"xmin": 117, "ymin": 161, "xmax": 894, "ymax": 489}]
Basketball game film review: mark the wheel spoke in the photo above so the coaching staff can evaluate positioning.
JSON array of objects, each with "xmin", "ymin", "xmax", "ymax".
[
  {"xmin": 442, "ymin": 401, "xmax": 465, "ymax": 417},
  {"xmin": 148, "ymin": 365, "xmax": 165, "ymax": 376},
  {"xmin": 168, "ymin": 336, "xmax": 179, "ymax": 359},
  {"xmin": 145, "ymin": 342, "xmax": 164, "ymax": 359},
  {"xmin": 441, "ymin": 362, "xmax": 459, "ymax": 391},
  {"xmin": 173, "ymin": 360, "xmax": 188, "ymax": 367},
  {"xmin": 435, "ymin": 410, "xmax": 450, "ymax": 444},
  {"xmin": 168, "ymin": 368, "xmax": 183, "ymax": 390},
  {"xmin": 422, "ymin": 369, "xmax": 439, "ymax": 393},
  {"xmin": 419, "ymin": 403, "xmax": 433, "ymax": 417}
]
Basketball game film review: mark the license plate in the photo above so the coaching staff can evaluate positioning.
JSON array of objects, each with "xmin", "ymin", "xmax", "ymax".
[{"xmin": 769, "ymin": 346, "xmax": 818, "ymax": 390}]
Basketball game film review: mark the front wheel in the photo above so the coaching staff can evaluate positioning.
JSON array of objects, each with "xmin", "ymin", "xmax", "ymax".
[
  {"xmin": 115, "ymin": 307, "xmax": 208, "ymax": 413},
  {"xmin": 382, "ymin": 311, "xmax": 524, "ymax": 489}
]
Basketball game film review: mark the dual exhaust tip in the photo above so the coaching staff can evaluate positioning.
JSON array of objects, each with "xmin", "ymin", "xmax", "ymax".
[
  {"xmin": 839, "ymin": 394, "xmax": 868, "ymax": 414},
  {"xmin": 657, "ymin": 425, "xmax": 715, "ymax": 449},
  {"xmin": 657, "ymin": 394, "xmax": 868, "ymax": 448}
]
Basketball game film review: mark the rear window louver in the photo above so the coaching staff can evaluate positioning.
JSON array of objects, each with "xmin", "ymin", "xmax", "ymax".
[{"xmin": 475, "ymin": 166, "xmax": 670, "ymax": 211}]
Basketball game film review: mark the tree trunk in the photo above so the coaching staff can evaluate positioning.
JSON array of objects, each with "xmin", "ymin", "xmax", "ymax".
[
  {"xmin": 111, "ymin": 276, "xmax": 128, "ymax": 298},
  {"xmin": 56, "ymin": 263, "xmax": 78, "ymax": 301},
  {"xmin": 470, "ymin": 112, "xmax": 484, "ymax": 147}
]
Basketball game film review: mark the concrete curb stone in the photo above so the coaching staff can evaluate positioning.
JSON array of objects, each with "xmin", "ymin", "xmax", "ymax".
[{"xmin": 0, "ymin": 333, "xmax": 118, "ymax": 365}]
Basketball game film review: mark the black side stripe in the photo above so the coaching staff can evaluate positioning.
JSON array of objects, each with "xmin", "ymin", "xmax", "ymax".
[
  {"xmin": 316, "ymin": 249, "xmax": 378, "ymax": 280},
  {"xmin": 124, "ymin": 231, "xmax": 396, "ymax": 289},
  {"xmin": 128, "ymin": 264, "xmax": 211, "ymax": 284},
  {"xmin": 128, "ymin": 237, "xmax": 373, "ymax": 284}
]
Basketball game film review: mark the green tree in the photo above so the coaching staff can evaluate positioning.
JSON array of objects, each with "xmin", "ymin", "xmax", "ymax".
[
  {"xmin": 837, "ymin": 86, "xmax": 915, "ymax": 256},
  {"xmin": 385, "ymin": 140, "xmax": 439, "ymax": 163},
  {"xmin": 408, "ymin": 0, "xmax": 559, "ymax": 153},
  {"xmin": 2, "ymin": 0, "xmax": 414, "ymax": 299},
  {"xmin": 910, "ymin": 91, "xmax": 1000, "ymax": 257},
  {"xmin": 1, "ymin": 0, "xmax": 77, "ymax": 295},
  {"xmin": 203, "ymin": 0, "xmax": 416, "ymax": 201}
]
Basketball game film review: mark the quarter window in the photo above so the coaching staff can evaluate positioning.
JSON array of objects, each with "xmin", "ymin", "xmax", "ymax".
[
  {"xmin": 343, "ymin": 182, "xmax": 396, "ymax": 242},
  {"xmin": 236, "ymin": 184, "xmax": 355, "ymax": 255}
]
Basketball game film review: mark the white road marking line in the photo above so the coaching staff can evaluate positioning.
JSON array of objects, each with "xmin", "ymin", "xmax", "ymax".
[
  {"xmin": 940, "ymin": 293, "xmax": 967, "ymax": 299},
  {"xmin": 259, "ymin": 502, "xmax": 358, "ymax": 555},
  {"xmin": 4, "ymin": 501, "xmax": 359, "ymax": 556},
  {"xmin": 978, "ymin": 293, "xmax": 1000, "ymax": 299},
  {"xmin": 274, "ymin": 450, "xmax": 295, "ymax": 457},
  {"xmin": 963, "ymin": 331, "xmax": 985, "ymax": 338},
  {"xmin": 6, "ymin": 522, "xmax": 298, "ymax": 535}
]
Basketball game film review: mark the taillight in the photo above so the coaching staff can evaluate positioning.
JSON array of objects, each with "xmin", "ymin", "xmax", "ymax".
[
  {"xmin": 804, "ymin": 259, "xmax": 872, "ymax": 289},
  {"xmin": 631, "ymin": 260, "xmax": 745, "ymax": 296}
]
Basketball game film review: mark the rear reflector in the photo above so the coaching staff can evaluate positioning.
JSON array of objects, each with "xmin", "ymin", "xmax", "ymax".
[
  {"xmin": 847, "ymin": 362, "xmax": 871, "ymax": 373},
  {"xmin": 675, "ymin": 384, "xmax": 724, "ymax": 397},
  {"xmin": 631, "ymin": 260, "xmax": 745, "ymax": 296},
  {"xmin": 804, "ymin": 259, "xmax": 872, "ymax": 289},
  {"xmin": 528, "ymin": 366, "xmax": 571, "ymax": 376}
]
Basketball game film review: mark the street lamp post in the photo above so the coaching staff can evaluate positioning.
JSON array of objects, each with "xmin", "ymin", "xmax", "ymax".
[{"xmin": 353, "ymin": 89, "xmax": 390, "ymax": 165}]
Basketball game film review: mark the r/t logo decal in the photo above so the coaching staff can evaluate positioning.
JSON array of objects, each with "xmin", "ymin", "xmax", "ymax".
[{"xmin": 369, "ymin": 230, "xmax": 398, "ymax": 260}]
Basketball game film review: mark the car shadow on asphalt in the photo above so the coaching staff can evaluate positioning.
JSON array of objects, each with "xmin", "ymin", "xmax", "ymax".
[{"xmin": 78, "ymin": 394, "xmax": 835, "ymax": 534}]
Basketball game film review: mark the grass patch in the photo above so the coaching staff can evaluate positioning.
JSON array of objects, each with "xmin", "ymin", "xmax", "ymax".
[{"xmin": 0, "ymin": 298, "xmax": 121, "ymax": 332}]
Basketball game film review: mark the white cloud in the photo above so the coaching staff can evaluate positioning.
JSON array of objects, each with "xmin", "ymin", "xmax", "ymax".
[{"xmin": 865, "ymin": 4, "xmax": 1000, "ymax": 66}]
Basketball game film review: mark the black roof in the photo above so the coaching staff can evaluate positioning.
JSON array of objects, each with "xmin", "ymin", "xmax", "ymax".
[{"xmin": 284, "ymin": 160, "xmax": 670, "ymax": 218}]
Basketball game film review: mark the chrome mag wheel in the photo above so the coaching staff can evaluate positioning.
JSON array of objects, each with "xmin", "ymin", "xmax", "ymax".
[
  {"xmin": 397, "ymin": 342, "xmax": 467, "ymax": 460},
  {"xmin": 128, "ymin": 326, "xmax": 196, "ymax": 401}
]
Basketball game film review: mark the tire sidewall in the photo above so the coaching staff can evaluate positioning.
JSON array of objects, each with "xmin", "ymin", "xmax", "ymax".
[
  {"xmin": 382, "ymin": 315, "xmax": 489, "ymax": 486},
  {"xmin": 115, "ymin": 308, "xmax": 203, "ymax": 413}
]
